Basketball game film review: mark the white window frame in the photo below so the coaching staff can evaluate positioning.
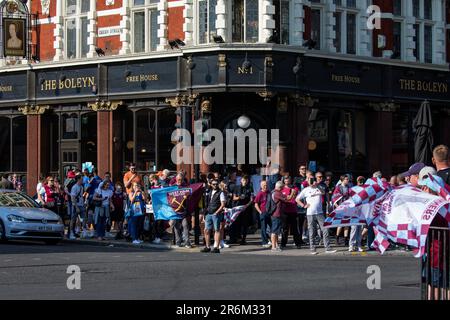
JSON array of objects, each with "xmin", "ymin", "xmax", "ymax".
[
  {"xmin": 271, "ymin": 0, "xmax": 292, "ymax": 45},
  {"xmin": 333, "ymin": 0, "xmax": 359, "ymax": 55},
  {"xmin": 413, "ymin": 0, "xmax": 435, "ymax": 63},
  {"xmin": 310, "ymin": 1, "xmax": 325, "ymax": 50},
  {"xmin": 63, "ymin": 0, "xmax": 89, "ymax": 59},
  {"xmin": 228, "ymin": 0, "xmax": 260, "ymax": 43},
  {"xmin": 195, "ymin": 0, "xmax": 217, "ymax": 45},
  {"xmin": 130, "ymin": 0, "xmax": 158, "ymax": 53}
]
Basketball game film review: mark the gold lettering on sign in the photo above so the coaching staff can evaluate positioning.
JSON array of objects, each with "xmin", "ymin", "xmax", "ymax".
[
  {"xmin": 126, "ymin": 74, "xmax": 159, "ymax": 82},
  {"xmin": 40, "ymin": 76, "xmax": 96, "ymax": 91},
  {"xmin": 331, "ymin": 74, "xmax": 361, "ymax": 84},
  {"xmin": 0, "ymin": 85, "xmax": 13, "ymax": 92},
  {"xmin": 399, "ymin": 79, "xmax": 448, "ymax": 93},
  {"xmin": 238, "ymin": 67, "xmax": 253, "ymax": 74}
]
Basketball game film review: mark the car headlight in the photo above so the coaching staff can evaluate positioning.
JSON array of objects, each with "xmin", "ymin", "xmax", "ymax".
[{"xmin": 7, "ymin": 214, "xmax": 26, "ymax": 223}]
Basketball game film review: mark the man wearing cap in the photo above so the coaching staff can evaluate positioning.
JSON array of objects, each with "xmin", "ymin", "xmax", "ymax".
[{"xmin": 401, "ymin": 162, "xmax": 425, "ymax": 187}]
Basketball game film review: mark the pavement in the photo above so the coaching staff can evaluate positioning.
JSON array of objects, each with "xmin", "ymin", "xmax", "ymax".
[{"xmin": 0, "ymin": 240, "xmax": 421, "ymax": 300}]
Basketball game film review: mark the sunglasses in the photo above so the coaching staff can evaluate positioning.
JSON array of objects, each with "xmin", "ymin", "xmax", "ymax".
[
  {"xmin": 300, "ymin": 168, "xmax": 306, "ymax": 170},
  {"xmin": 316, "ymin": 176, "xmax": 323, "ymax": 179}
]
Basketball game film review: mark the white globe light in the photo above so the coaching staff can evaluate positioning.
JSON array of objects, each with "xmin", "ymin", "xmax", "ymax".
[{"xmin": 237, "ymin": 115, "xmax": 251, "ymax": 129}]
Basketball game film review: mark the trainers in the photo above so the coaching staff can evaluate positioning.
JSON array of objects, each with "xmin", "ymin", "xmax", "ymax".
[
  {"xmin": 271, "ymin": 248, "xmax": 282, "ymax": 252},
  {"xmin": 348, "ymin": 247, "xmax": 356, "ymax": 252},
  {"xmin": 325, "ymin": 249, "xmax": 337, "ymax": 254},
  {"xmin": 267, "ymin": 241, "xmax": 272, "ymax": 245},
  {"xmin": 262, "ymin": 244, "xmax": 271, "ymax": 248},
  {"xmin": 220, "ymin": 241, "xmax": 229, "ymax": 249},
  {"xmin": 69, "ymin": 233, "xmax": 76, "ymax": 240},
  {"xmin": 185, "ymin": 243, "xmax": 192, "ymax": 249},
  {"xmin": 152, "ymin": 237, "xmax": 161, "ymax": 244},
  {"xmin": 310, "ymin": 250, "xmax": 318, "ymax": 255},
  {"xmin": 358, "ymin": 247, "xmax": 365, "ymax": 252},
  {"xmin": 200, "ymin": 247, "xmax": 211, "ymax": 253},
  {"xmin": 175, "ymin": 243, "xmax": 183, "ymax": 248},
  {"xmin": 211, "ymin": 248, "xmax": 220, "ymax": 254},
  {"xmin": 132, "ymin": 240, "xmax": 141, "ymax": 245}
]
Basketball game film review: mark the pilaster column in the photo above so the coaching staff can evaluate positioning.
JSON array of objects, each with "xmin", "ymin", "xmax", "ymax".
[
  {"xmin": 403, "ymin": 0, "xmax": 416, "ymax": 62},
  {"xmin": 357, "ymin": 0, "xmax": 372, "ymax": 57},
  {"xmin": 324, "ymin": 1, "xmax": 336, "ymax": 52},
  {"xmin": 433, "ymin": 0, "xmax": 446, "ymax": 64},
  {"xmin": 215, "ymin": 0, "xmax": 228, "ymax": 41},
  {"xmin": 86, "ymin": 0, "xmax": 98, "ymax": 58},
  {"xmin": 291, "ymin": 0, "xmax": 306, "ymax": 45},
  {"xmin": 119, "ymin": 0, "xmax": 131, "ymax": 55},
  {"xmin": 157, "ymin": 0, "xmax": 169, "ymax": 51},
  {"xmin": 183, "ymin": 0, "xmax": 194, "ymax": 45},
  {"xmin": 260, "ymin": 0, "xmax": 275, "ymax": 43},
  {"xmin": 53, "ymin": 0, "xmax": 64, "ymax": 61}
]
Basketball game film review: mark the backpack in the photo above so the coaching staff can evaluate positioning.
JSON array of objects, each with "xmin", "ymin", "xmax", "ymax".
[{"xmin": 265, "ymin": 191, "xmax": 277, "ymax": 216}]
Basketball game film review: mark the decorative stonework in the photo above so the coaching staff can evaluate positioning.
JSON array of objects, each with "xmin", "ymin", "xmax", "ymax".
[
  {"xmin": 290, "ymin": 94, "xmax": 318, "ymax": 107},
  {"xmin": 218, "ymin": 54, "xmax": 227, "ymax": 68},
  {"xmin": 87, "ymin": 100, "xmax": 123, "ymax": 111},
  {"xmin": 18, "ymin": 104, "xmax": 49, "ymax": 115},
  {"xmin": 41, "ymin": 0, "xmax": 50, "ymax": 15},
  {"xmin": 201, "ymin": 98, "xmax": 212, "ymax": 114},
  {"xmin": 257, "ymin": 90, "xmax": 275, "ymax": 101},
  {"xmin": 369, "ymin": 102, "xmax": 399, "ymax": 112},
  {"xmin": 165, "ymin": 94, "xmax": 199, "ymax": 108}
]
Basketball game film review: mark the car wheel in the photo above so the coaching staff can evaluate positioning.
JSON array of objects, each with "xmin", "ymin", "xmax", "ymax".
[
  {"xmin": 0, "ymin": 221, "xmax": 7, "ymax": 243},
  {"xmin": 44, "ymin": 239, "xmax": 60, "ymax": 245}
]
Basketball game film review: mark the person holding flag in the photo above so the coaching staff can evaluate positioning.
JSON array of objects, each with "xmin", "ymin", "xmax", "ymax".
[
  {"xmin": 171, "ymin": 173, "xmax": 192, "ymax": 248},
  {"xmin": 200, "ymin": 179, "xmax": 227, "ymax": 253}
]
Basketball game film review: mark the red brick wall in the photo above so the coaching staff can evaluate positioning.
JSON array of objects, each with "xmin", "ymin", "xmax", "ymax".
[
  {"xmin": 97, "ymin": 0, "xmax": 123, "ymax": 11},
  {"xmin": 372, "ymin": 0, "xmax": 393, "ymax": 57},
  {"xmin": 37, "ymin": 24, "xmax": 56, "ymax": 61},
  {"xmin": 168, "ymin": 6, "xmax": 185, "ymax": 40},
  {"xmin": 97, "ymin": 14, "xmax": 122, "ymax": 55}
]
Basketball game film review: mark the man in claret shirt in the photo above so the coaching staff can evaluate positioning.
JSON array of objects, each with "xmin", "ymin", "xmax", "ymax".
[
  {"xmin": 280, "ymin": 176, "xmax": 301, "ymax": 249},
  {"xmin": 254, "ymin": 180, "xmax": 272, "ymax": 247}
]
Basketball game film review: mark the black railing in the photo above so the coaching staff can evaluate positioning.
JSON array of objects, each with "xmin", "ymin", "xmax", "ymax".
[{"xmin": 421, "ymin": 226, "xmax": 450, "ymax": 300}]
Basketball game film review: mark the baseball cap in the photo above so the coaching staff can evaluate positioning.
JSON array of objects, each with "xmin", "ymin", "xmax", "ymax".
[
  {"xmin": 418, "ymin": 174, "xmax": 445, "ymax": 191},
  {"xmin": 67, "ymin": 170, "xmax": 76, "ymax": 179},
  {"xmin": 400, "ymin": 162, "xmax": 425, "ymax": 178},
  {"xmin": 419, "ymin": 166, "xmax": 437, "ymax": 181}
]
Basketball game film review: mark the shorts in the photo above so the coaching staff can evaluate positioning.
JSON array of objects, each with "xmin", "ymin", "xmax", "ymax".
[
  {"xmin": 205, "ymin": 213, "xmax": 223, "ymax": 232},
  {"xmin": 271, "ymin": 217, "xmax": 282, "ymax": 235}
]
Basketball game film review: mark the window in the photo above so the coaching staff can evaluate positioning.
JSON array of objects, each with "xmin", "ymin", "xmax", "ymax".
[
  {"xmin": 81, "ymin": 112, "xmax": 97, "ymax": 165},
  {"xmin": 393, "ymin": 22, "xmax": 402, "ymax": 59},
  {"xmin": 132, "ymin": 0, "xmax": 159, "ymax": 53},
  {"xmin": 413, "ymin": 0, "xmax": 435, "ymax": 63},
  {"xmin": 273, "ymin": 0, "xmax": 290, "ymax": 44},
  {"xmin": 231, "ymin": 0, "xmax": 259, "ymax": 43},
  {"xmin": 311, "ymin": 9, "xmax": 321, "ymax": 49},
  {"xmin": 0, "ymin": 116, "xmax": 27, "ymax": 173},
  {"xmin": 393, "ymin": 0, "xmax": 402, "ymax": 16},
  {"xmin": 346, "ymin": 13, "xmax": 356, "ymax": 54},
  {"xmin": 64, "ymin": 0, "xmax": 89, "ymax": 59},
  {"xmin": 198, "ymin": 0, "xmax": 217, "ymax": 44},
  {"xmin": 334, "ymin": 0, "xmax": 358, "ymax": 54}
]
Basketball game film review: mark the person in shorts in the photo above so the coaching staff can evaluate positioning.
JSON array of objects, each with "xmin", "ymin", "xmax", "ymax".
[
  {"xmin": 271, "ymin": 181, "xmax": 287, "ymax": 252},
  {"xmin": 201, "ymin": 179, "xmax": 226, "ymax": 254}
]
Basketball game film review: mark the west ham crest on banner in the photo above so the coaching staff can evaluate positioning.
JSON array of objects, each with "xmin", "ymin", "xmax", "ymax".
[{"xmin": 167, "ymin": 189, "xmax": 191, "ymax": 213}]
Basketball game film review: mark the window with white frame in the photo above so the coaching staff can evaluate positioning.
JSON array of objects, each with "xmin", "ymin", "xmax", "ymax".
[
  {"xmin": 197, "ymin": 0, "xmax": 217, "ymax": 44},
  {"xmin": 273, "ymin": 0, "xmax": 290, "ymax": 44},
  {"xmin": 64, "ymin": 0, "xmax": 89, "ymax": 59},
  {"xmin": 231, "ymin": 0, "xmax": 259, "ymax": 43},
  {"xmin": 310, "ymin": 0, "xmax": 323, "ymax": 50},
  {"xmin": 392, "ymin": 0, "xmax": 403, "ymax": 60},
  {"xmin": 413, "ymin": 0, "xmax": 434, "ymax": 63},
  {"xmin": 132, "ymin": 0, "xmax": 159, "ymax": 53},
  {"xmin": 333, "ymin": 0, "xmax": 358, "ymax": 54}
]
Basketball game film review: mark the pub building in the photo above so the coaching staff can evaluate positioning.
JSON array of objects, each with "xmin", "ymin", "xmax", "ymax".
[{"xmin": 0, "ymin": 0, "xmax": 449, "ymax": 195}]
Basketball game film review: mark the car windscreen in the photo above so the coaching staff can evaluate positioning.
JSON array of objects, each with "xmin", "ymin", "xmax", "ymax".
[{"xmin": 0, "ymin": 192, "xmax": 40, "ymax": 208}]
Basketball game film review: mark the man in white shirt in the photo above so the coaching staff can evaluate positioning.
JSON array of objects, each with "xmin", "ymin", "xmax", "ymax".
[{"xmin": 296, "ymin": 177, "xmax": 336, "ymax": 255}]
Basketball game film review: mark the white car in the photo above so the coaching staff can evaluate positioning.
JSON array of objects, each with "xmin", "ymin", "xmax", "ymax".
[{"xmin": 0, "ymin": 190, "xmax": 64, "ymax": 245}]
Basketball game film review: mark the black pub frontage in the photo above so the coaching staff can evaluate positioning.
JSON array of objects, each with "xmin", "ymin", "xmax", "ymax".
[{"xmin": 0, "ymin": 44, "xmax": 449, "ymax": 195}]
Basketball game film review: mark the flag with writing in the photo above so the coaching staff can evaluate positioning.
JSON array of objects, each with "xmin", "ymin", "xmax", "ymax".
[{"xmin": 224, "ymin": 205, "xmax": 247, "ymax": 227}]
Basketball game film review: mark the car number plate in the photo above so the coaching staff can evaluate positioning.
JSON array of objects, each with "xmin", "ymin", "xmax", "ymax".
[{"xmin": 37, "ymin": 226, "xmax": 53, "ymax": 231}]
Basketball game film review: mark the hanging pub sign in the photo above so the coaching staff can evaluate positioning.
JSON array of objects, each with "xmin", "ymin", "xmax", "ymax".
[{"xmin": 3, "ymin": 18, "xmax": 26, "ymax": 57}]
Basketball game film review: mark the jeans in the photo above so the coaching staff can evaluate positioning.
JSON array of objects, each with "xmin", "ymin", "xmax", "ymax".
[
  {"xmin": 96, "ymin": 215, "xmax": 107, "ymax": 238},
  {"xmin": 307, "ymin": 214, "xmax": 331, "ymax": 251},
  {"xmin": 259, "ymin": 213, "xmax": 272, "ymax": 245},
  {"xmin": 297, "ymin": 214, "xmax": 306, "ymax": 241},
  {"xmin": 173, "ymin": 217, "xmax": 191, "ymax": 246},
  {"xmin": 349, "ymin": 225, "xmax": 362, "ymax": 248},
  {"xmin": 129, "ymin": 215, "xmax": 141, "ymax": 241},
  {"xmin": 281, "ymin": 213, "xmax": 301, "ymax": 247}
]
